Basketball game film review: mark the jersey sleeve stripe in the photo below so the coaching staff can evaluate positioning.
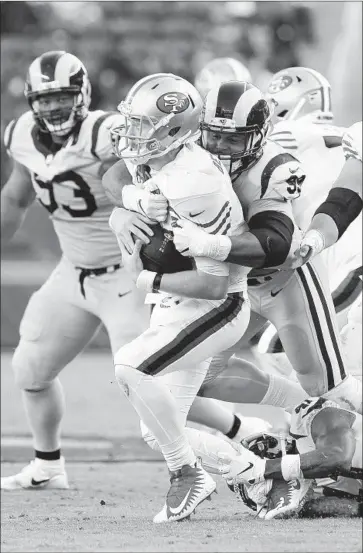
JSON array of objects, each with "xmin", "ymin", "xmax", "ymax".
[
  {"xmin": 269, "ymin": 131, "xmax": 294, "ymax": 137},
  {"xmin": 198, "ymin": 201, "xmax": 230, "ymax": 229},
  {"xmin": 91, "ymin": 113, "xmax": 117, "ymax": 159},
  {"xmin": 4, "ymin": 118, "xmax": 18, "ymax": 152},
  {"xmin": 323, "ymin": 135, "xmax": 343, "ymax": 149},
  {"xmin": 260, "ymin": 152, "xmax": 298, "ymax": 199},
  {"xmin": 210, "ymin": 208, "xmax": 232, "ymax": 235}
]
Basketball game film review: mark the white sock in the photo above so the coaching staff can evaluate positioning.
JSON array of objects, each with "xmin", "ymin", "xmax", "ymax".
[
  {"xmin": 23, "ymin": 378, "xmax": 65, "ymax": 452},
  {"xmin": 261, "ymin": 374, "xmax": 306, "ymax": 411},
  {"xmin": 115, "ymin": 365, "xmax": 196, "ymax": 471}
]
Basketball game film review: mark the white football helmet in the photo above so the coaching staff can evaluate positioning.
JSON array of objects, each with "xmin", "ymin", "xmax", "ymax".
[
  {"xmin": 25, "ymin": 50, "xmax": 91, "ymax": 136},
  {"xmin": 265, "ymin": 67, "xmax": 333, "ymax": 125},
  {"xmin": 201, "ymin": 81, "xmax": 272, "ymax": 178},
  {"xmin": 194, "ymin": 57, "xmax": 252, "ymax": 98},
  {"xmin": 111, "ymin": 73, "xmax": 203, "ymax": 165}
]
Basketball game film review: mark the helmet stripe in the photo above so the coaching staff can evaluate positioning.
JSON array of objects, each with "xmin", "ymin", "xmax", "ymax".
[
  {"xmin": 234, "ymin": 87, "xmax": 265, "ymax": 127},
  {"xmin": 27, "ymin": 57, "xmax": 43, "ymax": 88},
  {"xmin": 54, "ymin": 53, "xmax": 75, "ymax": 86},
  {"xmin": 215, "ymin": 81, "xmax": 248, "ymax": 119},
  {"xmin": 39, "ymin": 51, "xmax": 65, "ymax": 84}
]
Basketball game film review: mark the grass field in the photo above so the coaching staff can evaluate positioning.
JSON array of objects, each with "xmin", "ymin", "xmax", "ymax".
[{"xmin": 1, "ymin": 351, "xmax": 362, "ymax": 552}]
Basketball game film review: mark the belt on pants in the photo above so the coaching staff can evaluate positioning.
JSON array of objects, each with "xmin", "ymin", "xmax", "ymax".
[
  {"xmin": 248, "ymin": 275, "xmax": 274, "ymax": 287},
  {"xmin": 75, "ymin": 263, "xmax": 121, "ymax": 298}
]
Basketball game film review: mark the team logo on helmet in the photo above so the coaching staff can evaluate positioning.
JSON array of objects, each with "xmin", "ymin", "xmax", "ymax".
[
  {"xmin": 157, "ymin": 92, "xmax": 190, "ymax": 114},
  {"xmin": 268, "ymin": 75, "xmax": 293, "ymax": 94}
]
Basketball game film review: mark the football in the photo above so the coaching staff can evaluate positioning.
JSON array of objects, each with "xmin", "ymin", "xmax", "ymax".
[{"xmin": 139, "ymin": 223, "xmax": 193, "ymax": 274}]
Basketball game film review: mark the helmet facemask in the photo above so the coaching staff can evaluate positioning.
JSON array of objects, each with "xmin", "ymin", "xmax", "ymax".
[
  {"xmin": 201, "ymin": 119, "xmax": 268, "ymax": 177},
  {"xmin": 26, "ymin": 80, "xmax": 91, "ymax": 137},
  {"xmin": 111, "ymin": 100, "xmax": 197, "ymax": 165}
]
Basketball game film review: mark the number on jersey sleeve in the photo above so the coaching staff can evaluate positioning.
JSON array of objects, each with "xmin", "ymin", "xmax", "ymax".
[{"xmin": 261, "ymin": 152, "xmax": 306, "ymax": 201}]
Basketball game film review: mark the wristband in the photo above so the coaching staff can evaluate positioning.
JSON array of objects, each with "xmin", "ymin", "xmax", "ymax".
[
  {"xmin": 122, "ymin": 185, "xmax": 144, "ymax": 214},
  {"xmin": 206, "ymin": 235, "xmax": 232, "ymax": 261},
  {"xmin": 152, "ymin": 273, "xmax": 163, "ymax": 292},
  {"xmin": 281, "ymin": 454, "xmax": 303, "ymax": 481},
  {"xmin": 136, "ymin": 270, "xmax": 157, "ymax": 293},
  {"xmin": 304, "ymin": 229, "xmax": 325, "ymax": 257}
]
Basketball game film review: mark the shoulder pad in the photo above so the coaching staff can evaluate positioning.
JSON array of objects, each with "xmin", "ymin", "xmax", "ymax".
[
  {"xmin": 79, "ymin": 110, "xmax": 124, "ymax": 160},
  {"xmin": 290, "ymin": 397, "xmax": 338, "ymax": 439},
  {"xmin": 254, "ymin": 142, "xmax": 305, "ymax": 200},
  {"xmin": 4, "ymin": 111, "xmax": 34, "ymax": 155}
]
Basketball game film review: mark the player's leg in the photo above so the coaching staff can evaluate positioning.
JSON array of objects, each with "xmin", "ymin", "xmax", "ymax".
[
  {"xmin": 93, "ymin": 267, "xmax": 150, "ymax": 352},
  {"xmin": 114, "ymin": 294, "xmax": 250, "ymax": 521},
  {"xmin": 263, "ymin": 258, "xmax": 362, "ymax": 411},
  {"xmin": 194, "ymin": 309, "xmax": 306, "ymax": 414},
  {"xmin": 1, "ymin": 259, "xmax": 101, "ymax": 490}
]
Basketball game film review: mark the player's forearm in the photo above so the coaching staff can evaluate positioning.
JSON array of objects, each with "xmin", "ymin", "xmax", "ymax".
[
  {"xmin": 306, "ymin": 213, "xmax": 339, "ymax": 250},
  {"xmin": 226, "ymin": 233, "xmax": 267, "ymax": 268},
  {"xmin": 137, "ymin": 270, "xmax": 228, "ymax": 300},
  {"xmin": 0, "ymin": 195, "xmax": 28, "ymax": 244},
  {"xmin": 264, "ymin": 448, "xmax": 351, "ymax": 481}
]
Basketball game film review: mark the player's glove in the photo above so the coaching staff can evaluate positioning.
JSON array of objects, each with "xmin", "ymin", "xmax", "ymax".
[
  {"xmin": 109, "ymin": 207, "xmax": 155, "ymax": 254},
  {"xmin": 218, "ymin": 447, "xmax": 266, "ymax": 485},
  {"xmin": 122, "ymin": 183, "xmax": 168, "ymax": 223},
  {"xmin": 173, "ymin": 220, "xmax": 232, "ymax": 261}
]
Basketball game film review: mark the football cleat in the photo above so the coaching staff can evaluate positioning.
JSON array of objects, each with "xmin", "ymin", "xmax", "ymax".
[
  {"xmin": 153, "ymin": 460, "xmax": 216, "ymax": 523},
  {"xmin": 1, "ymin": 457, "xmax": 69, "ymax": 490},
  {"xmin": 258, "ymin": 478, "xmax": 312, "ymax": 520}
]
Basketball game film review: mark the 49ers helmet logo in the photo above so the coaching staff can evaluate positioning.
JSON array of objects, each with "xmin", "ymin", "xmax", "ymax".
[
  {"xmin": 268, "ymin": 75, "xmax": 293, "ymax": 94},
  {"xmin": 157, "ymin": 92, "xmax": 190, "ymax": 114}
]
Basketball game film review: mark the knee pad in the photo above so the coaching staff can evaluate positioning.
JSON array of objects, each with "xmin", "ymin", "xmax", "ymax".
[
  {"xmin": 114, "ymin": 363, "xmax": 146, "ymax": 395},
  {"xmin": 322, "ymin": 375, "xmax": 362, "ymax": 413},
  {"xmin": 139, "ymin": 420, "xmax": 160, "ymax": 451},
  {"xmin": 12, "ymin": 341, "xmax": 53, "ymax": 391}
]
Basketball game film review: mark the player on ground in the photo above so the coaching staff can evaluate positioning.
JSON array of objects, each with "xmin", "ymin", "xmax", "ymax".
[
  {"xmin": 194, "ymin": 57, "xmax": 252, "ymax": 98},
  {"xmin": 104, "ymin": 72, "xmax": 270, "ymax": 523},
  {"xmin": 0, "ymin": 50, "xmax": 152, "ymax": 491},
  {"xmin": 172, "ymin": 80, "xmax": 361, "ymax": 412},
  {"xmin": 219, "ymin": 395, "xmax": 362, "ymax": 520}
]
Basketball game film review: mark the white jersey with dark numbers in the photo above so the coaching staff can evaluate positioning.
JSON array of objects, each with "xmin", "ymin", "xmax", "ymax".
[
  {"xmin": 4, "ymin": 110, "xmax": 124, "ymax": 269},
  {"xmin": 127, "ymin": 141, "xmax": 249, "ymax": 294},
  {"xmin": 231, "ymin": 138, "xmax": 306, "ymax": 277},
  {"xmin": 269, "ymin": 119, "xmax": 346, "ymax": 230},
  {"xmin": 290, "ymin": 396, "xmax": 362, "ymax": 479}
]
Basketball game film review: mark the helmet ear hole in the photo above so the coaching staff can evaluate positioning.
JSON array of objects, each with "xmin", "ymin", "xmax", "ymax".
[{"xmin": 169, "ymin": 127, "xmax": 180, "ymax": 137}]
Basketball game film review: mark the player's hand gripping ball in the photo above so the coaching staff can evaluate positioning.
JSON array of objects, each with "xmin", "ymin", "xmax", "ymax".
[{"xmin": 140, "ymin": 223, "xmax": 193, "ymax": 274}]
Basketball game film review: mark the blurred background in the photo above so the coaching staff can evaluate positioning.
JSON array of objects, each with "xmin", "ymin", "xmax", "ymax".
[{"xmin": 1, "ymin": 0, "xmax": 362, "ymax": 349}]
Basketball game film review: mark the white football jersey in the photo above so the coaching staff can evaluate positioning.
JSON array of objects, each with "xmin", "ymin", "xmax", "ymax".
[
  {"xmin": 4, "ymin": 110, "xmax": 125, "ymax": 269},
  {"xmin": 127, "ymin": 142, "xmax": 249, "ymax": 294},
  {"xmin": 231, "ymin": 138, "xmax": 305, "ymax": 276},
  {"xmin": 269, "ymin": 119, "xmax": 346, "ymax": 230},
  {"xmin": 342, "ymin": 121, "xmax": 362, "ymax": 163},
  {"xmin": 290, "ymin": 397, "xmax": 362, "ymax": 478}
]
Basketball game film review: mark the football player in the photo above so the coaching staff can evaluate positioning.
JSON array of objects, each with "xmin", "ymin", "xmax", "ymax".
[
  {"xmin": 104, "ymin": 72, "xmax": 267, "ymax": 523},
  {"xmin": 172, "ymin": 80, "xmax": 361, "ymax": 412},
  {"xmin": 194, "ymin": 57, "xmax": 252, "ymax": 98},
  {"xmin": 266, "ymin": 68, "xmax": 361, "ymax": 337},
  {"xmin": 0, "ymin": 50, "xmax": 152, "ymax": 491},
  {"xmin": 296, "ymin": 120, "xmax": 362, "ymax": 264},
  {"xmin": 219, "ymin": 395, "xmax": 362, "ymax": 520}
]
